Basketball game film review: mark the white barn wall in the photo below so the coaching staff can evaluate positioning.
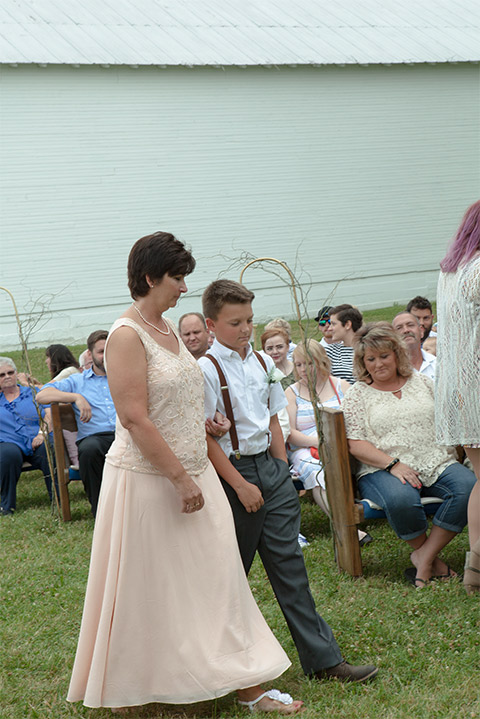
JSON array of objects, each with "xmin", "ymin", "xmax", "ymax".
[{"xmin": 0, "ymin": 63, "xmax": 478, "ymax": 348}]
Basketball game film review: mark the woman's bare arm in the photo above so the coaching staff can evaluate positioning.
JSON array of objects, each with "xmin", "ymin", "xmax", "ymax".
[
  {"xmin": 348, "ymin": 438, "xmax": 421, "ymax": 487},
  {"xmin": 106, "ymin": 326, "xmax": 204, "ymax": 512},
  {"xmin": 285, "ymin": 386, "xmax": 317, "ymax": 448}
]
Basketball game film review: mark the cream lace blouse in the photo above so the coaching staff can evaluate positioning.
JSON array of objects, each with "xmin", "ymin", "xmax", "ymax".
[
  {"xmin": 105, "ymin": 317, "xmax": 209, "ymax": 477},
  {"xmin": 342, "ymin": 373, "xmax": 456, "ymax": 486}
]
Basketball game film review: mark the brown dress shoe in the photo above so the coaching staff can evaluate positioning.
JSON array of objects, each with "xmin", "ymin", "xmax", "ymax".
[{"xmin": 314, "ymin": 660, "xmax": 378, "ymax": 683}]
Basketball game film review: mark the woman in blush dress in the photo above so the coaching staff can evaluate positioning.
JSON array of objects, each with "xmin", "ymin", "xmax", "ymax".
[
  {"xmin": 67, "ymin": 232, "xmax": 304, "ymax": 714},
  {"xmin": 435, "ymin": 201, "xmax": 480, "ymax": 594}
]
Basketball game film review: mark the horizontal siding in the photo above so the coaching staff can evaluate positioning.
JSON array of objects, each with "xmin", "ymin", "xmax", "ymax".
[{"xmin": 0, "ymin": 63, "xmax": 478, "ymax": 347}]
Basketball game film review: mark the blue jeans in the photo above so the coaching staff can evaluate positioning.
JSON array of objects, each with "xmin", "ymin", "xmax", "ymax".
[
  {"xmin": 0, "ymin": 441, "xmax": 54, "ymax": 514},
  {"xmin": 358, "ymin": 462, "xmax": 476, "ymax": 540}
]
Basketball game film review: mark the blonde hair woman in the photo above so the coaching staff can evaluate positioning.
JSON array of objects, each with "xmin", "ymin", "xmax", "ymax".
[{"xmin": 285, "ymin": 342, "xmax": 355, "ymax": 510}]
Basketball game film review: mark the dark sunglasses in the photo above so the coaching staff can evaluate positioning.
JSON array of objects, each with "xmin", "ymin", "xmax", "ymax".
[
  {"xmin": 0, "ymin": 370, "xmax": 15, "ymax": 378},
  {"xmin": 318, "ymin": 319, "xmax": 330, "ymax": 327}
]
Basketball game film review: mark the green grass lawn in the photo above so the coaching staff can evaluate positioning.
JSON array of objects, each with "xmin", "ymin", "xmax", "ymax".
[
  {"xmin": 2, "ymin": 303, "xmax": 478, "ymax": 719},
  {"xmin": 1, "ymin": 478, "xmax": 478, "ymax": 719}
]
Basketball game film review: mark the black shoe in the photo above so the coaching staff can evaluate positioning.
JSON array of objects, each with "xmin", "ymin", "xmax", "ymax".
[
  {"xmin": 314, "ymin": 660, "xmax": 378, "ymax": 683},
  {"xmin": 0, "ymin": 508, "xmax": 14, "ymax": 517}
]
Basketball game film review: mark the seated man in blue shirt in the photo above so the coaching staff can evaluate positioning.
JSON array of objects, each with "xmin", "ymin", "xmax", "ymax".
[{"xmin": 37, "ymin": 330, "xmax": 116, "ymax": 516}]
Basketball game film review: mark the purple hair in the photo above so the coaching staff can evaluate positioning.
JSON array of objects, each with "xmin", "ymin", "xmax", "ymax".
[{"xmin": 440, "ymin": 200, "xmax": 480, "ymax": 273}]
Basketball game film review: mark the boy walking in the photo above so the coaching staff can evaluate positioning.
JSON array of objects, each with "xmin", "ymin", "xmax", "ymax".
[{"xmin": 198, "ymin": 280, "xmax": 377, "ymax": 683}]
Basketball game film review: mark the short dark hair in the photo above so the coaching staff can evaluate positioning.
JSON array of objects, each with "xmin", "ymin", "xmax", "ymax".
[
  {"xmin": 45, "ymin": 344, "xmax": 80, "ymax": 378},
  {"xmin": 406, "ymin": 296, "xmax": 433, "ymax": 313},
  {"xmin": 87, "ymin": 330, "xmax": 109, "ymax": 353},
  {"xmin": 178, "ymin": 312, "xmax": 207, "ymax": 331},
  {"xmin": 127, "ymin": 231, "xmax": 196, "ymax": 299},
  {"xmin": 330, "ymin": 303, "xmax": 363, "ymax": 332},
  {"xmin": 202, "ymin": 280, "xmax": 255, "ymax": 321}
]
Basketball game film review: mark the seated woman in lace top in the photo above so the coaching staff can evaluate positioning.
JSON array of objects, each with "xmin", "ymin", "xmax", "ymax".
[{"xmin": 342, "ymin": 322, "xmax": 476, "ymax": 588}]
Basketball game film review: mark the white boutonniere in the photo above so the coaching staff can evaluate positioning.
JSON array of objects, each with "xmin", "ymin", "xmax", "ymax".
[{"xmin": 267, "ymin": 366, "xmax": 285, "ymax": 384}]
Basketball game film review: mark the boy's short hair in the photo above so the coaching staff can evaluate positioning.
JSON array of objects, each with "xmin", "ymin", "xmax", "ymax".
[
  {"xmin": 202, "ymin": 280, "xmax": 255, "ymax": 321},
  {"xmin": 264, "ymin": 317, "xmax": 292, "ymax": 340},
  {"xmin": 330, "ymin": 303, "xmax": 363, "ymax": 332}
]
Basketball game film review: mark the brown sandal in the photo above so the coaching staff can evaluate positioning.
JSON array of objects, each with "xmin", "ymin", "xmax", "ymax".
[{"xmin": 464, "ymin": 550, "xmax": 480, "ymax": 595}]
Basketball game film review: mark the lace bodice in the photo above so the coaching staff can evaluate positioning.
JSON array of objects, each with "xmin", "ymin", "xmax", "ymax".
[
  {"xmin": 105, "ymin": 317, "xmax": 209, "ymax": 476},
  {"xmin": 435, "ymin": 256, "xmax": 480, "ymax": 445},
  {"xmin": 342, "ymin": 373, "xmax": 456, "ymax": 486}
]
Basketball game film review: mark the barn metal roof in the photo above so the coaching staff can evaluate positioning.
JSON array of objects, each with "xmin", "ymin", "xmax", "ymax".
[{"xmin": 1, "ymin": 0, "xmax": 479, "ymax": 67}]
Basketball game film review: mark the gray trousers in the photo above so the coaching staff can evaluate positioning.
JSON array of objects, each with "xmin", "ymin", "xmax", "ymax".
[{"xmin": 220, "ymin": 450, "xmax": 342, "ymax": 675}]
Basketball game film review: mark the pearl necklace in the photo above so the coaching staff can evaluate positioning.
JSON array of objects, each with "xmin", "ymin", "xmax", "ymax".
[{"xmin": 132, "ymin": 303, "xmax": 171, "ymax": 336}]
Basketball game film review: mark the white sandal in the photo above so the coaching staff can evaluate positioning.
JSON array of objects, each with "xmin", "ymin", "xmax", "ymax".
[{"xmin": 238, "ymin": 689, "xmax": 304, "ymax": 714}]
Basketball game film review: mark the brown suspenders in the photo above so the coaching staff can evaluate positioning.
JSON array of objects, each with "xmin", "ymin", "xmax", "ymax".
[{"xmin": 205, "ymin": 350, "xmax": 268, "ymax": 460}]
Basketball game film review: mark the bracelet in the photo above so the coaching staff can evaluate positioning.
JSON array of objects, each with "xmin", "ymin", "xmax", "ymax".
[{"xmin": 385, "ymin": 458, "xmax": 400, "ymax": 473}]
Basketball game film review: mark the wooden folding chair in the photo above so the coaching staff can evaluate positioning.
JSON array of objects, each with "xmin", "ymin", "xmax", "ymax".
[
  {"xmin": 320, "ymin": 406, "xmax": 444, "ymax": 577},
  {"xmin": 50, "ymin": 403, "xmax": 78, "ymax": 521}
]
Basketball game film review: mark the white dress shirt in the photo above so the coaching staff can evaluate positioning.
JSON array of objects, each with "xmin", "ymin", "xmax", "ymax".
[
  {"xmin": 198, "ymin": 339, "xmax": 287, "ymax": 457},
  {"xmin": 419, "ymin": 349, "xmax": 436, "ymax": 381}
]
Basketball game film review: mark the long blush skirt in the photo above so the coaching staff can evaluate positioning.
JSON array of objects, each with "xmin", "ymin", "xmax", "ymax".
[{"xmin": 67, "ymin": 460, "xmax": 290, "ymax": 708}]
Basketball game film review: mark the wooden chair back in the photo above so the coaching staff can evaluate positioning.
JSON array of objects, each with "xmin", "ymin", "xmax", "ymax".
[
  {"xmin": 50, "ymin": 403, "xmax": 78, "ymax": 521},
  {"xmin": 320, "ymin": 407, "xmax": 363, "ymax": 577}
]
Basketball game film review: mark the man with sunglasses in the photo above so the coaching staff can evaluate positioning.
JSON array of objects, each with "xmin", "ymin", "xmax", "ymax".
[{"xmin": 314, "ymin": 306, "xmax": 337, "ymax": 347}]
